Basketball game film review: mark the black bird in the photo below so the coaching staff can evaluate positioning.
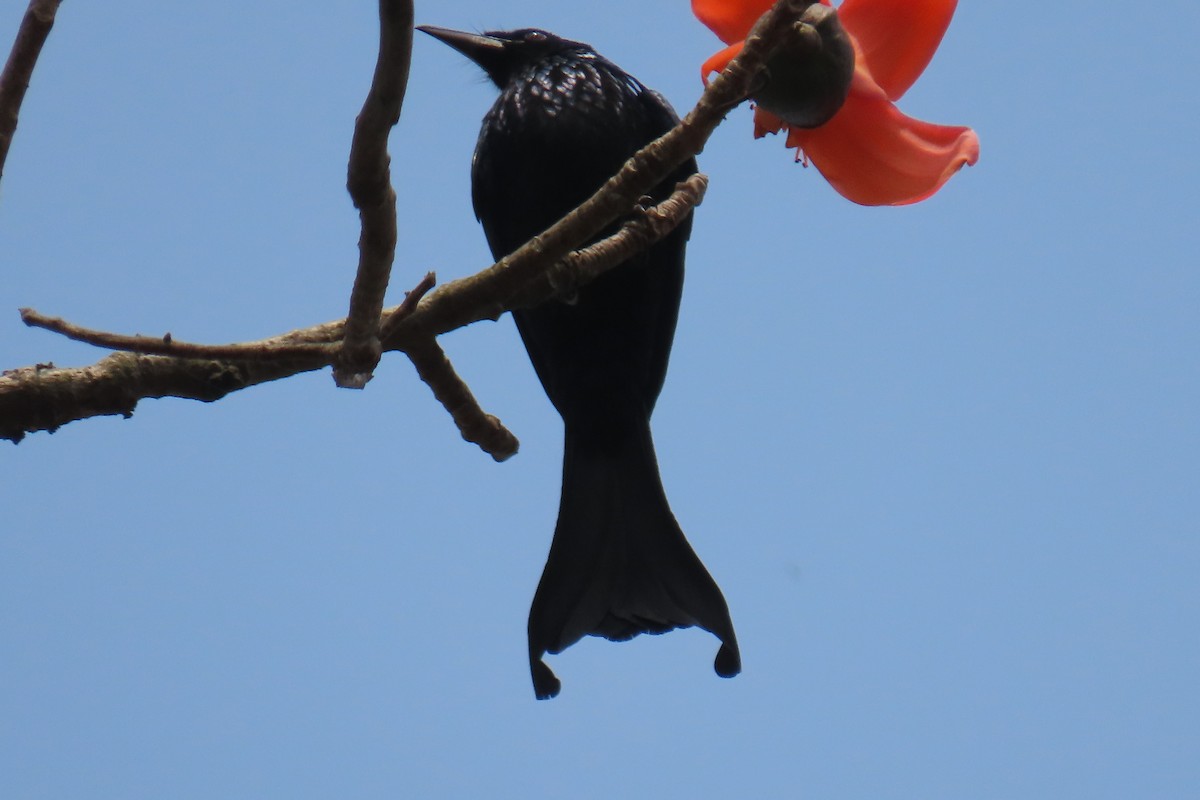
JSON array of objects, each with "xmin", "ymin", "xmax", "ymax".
[{"xmin": 419, "ymin": 25, "xmax": 740, "ymax": 699}]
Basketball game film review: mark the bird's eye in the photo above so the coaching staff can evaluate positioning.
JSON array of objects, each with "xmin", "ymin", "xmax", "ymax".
[{"xmin": 524, "ymin": 30, "xmax": 547, "ymax": 43}]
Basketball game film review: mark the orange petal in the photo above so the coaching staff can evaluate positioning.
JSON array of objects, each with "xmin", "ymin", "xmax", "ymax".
[
  {"xmin": 752, "ymin": 106, "xmax": 787, "ymax": 139},
  {"xmin": 701, "ymin": 42, "xmax": 745, "ymax": 84},
  {"xmin": 788, "ymin": 72, "xmax": 979, "ymax": 205},
  {"xmin": 691, "ymin": 0, "xmax": 775, "ymax": 44},
  {"xmin": 838, "ymin": 0, "xmax": 959, "ymax": 100}
]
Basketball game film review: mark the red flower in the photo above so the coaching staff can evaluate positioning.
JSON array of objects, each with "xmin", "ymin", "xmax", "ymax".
[{"xmin": 694, "ymin": 0, "xmax": 980, "ymax": 205}]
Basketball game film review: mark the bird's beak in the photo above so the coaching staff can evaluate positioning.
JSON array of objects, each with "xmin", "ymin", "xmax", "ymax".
[{"xmin": 416, "ymin": 26, "xmax": 508, "ymax": 85}]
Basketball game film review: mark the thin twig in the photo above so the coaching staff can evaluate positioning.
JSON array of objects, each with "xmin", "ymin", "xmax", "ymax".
[
  {"xmin": 335, "ymin": 0, "xmax": 414, "ymax": 388},
  {"xmin": 406, "ymin": 338, "xmax": 519, "ymax": 462},
  {"xmin": 379, "ymin": 270, "xmax": 435, "ymax": 342},
  {"xmin": 12, "ymin": 268, "xmax": 435, "ymax": 363},
  {"xmin": 18, "ymin": 308, "xmax": 339, "ymax": 361},
  {"xmin": 0, "ymin": 0, "xmax": 62, "ymax": 182}
]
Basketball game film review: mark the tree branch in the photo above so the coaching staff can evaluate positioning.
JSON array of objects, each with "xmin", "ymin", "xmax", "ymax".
[
  {"xmin": 335, "ymin": 0, "xmax": 414, "ymax": 387},
  {"xmin": 17, "ymin": 308, "xmax": 339, "ymax": 361},
  {"xmin": 406, "ymin": 338, "xmax": 519, "ymax": 462},
  {"xmin": 2, "ymin": 0, "xmax": 808, "ymax": 447},
  {"xmin": 0, "ymin": 0, "xmax": 61, "ymax": 183},
  {"xmin": 518, "ymin": 174, "xmax": 708, "ymax": 308}
]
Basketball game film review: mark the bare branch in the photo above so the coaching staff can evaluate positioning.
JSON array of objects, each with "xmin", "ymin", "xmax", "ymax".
[
  {"xmin": 335, "ymin": 0, "xmax": 414, "ymax": 388},
  {"xmin": 378, "ymin": 270, "xmax": 436, "ymax": 342},
  {"xmin": 0, "ymin": 0, "xmax": 61, "ymax": 182},
  {"xmin": 0, "ymin": 354, "xmax": 328, "ymax": 444},
  {"xmin": 515, "ymin": 174, "xmax": 709, "ymax": 308},
  {"xmin": 18, "ymin": 308, "xmax": 338, "ymax": 361},
  {"xmin": 406, "ymin": 339, "xmax": 519, "ymax": 462}
]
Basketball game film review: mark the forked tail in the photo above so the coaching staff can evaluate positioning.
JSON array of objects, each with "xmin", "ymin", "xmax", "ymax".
[{"xmin": 528, "ymin": 416, "xmax": 740, "ymax": 699}]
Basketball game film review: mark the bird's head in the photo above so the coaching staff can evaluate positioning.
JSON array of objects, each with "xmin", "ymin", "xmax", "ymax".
[{"xmin": 417, "ymin": 26, "xmax": 592, "ymax": 88}]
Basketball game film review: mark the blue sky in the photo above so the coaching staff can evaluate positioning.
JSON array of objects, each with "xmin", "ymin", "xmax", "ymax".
[{"xmin": 2, "ymin": 2, "xmax": 1197, "ymax": 797}]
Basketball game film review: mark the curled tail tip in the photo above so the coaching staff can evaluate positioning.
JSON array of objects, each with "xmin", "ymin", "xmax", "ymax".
[
  {"xmin": 531, "ymin": 657, "xmax": 562, "ymax": 700},
  {"xmin": 714, "ymin": 641, "xmax": 741, "ymax": 679}
]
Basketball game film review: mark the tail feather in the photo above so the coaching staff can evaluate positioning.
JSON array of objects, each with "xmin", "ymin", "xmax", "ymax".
[{"xmin": 528, "ymin": 418, "xmax": 740, "ymax": 699}]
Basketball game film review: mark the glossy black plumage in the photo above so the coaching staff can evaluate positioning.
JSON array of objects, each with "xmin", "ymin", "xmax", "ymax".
[{"xmin": 419, "ymin": 26, "xmax": 740, "ymax": 699}]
